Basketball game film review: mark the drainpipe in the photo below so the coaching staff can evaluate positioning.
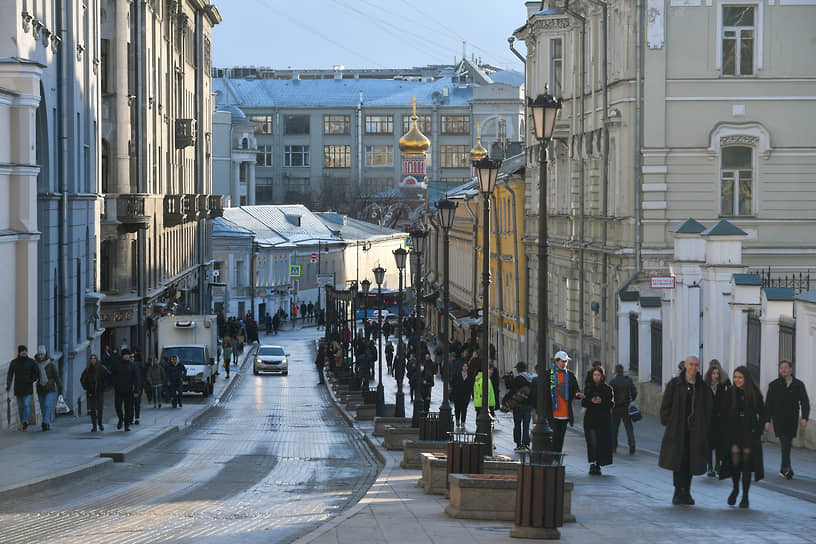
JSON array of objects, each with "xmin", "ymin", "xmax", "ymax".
[
  {"xmin": 136, "ymin": 1, "xmax": 146, "ymax": 354},
  {"xmin": 357, "ymin": 92, "xmax": 363, "ymax": 192},
  {"xmin": 491, "ymin": 195, "xmax": 504, "ymax": 370},
  {"xmin": 57, "ymin": 0, "xmax": 70, "ymax": 379},
  {"xmin": 504, "ymin": 183, "xmax": 524, "ymax": 365},
  {"xmin": 507, "ymin": 36, "xmax": 526, "ymax": 65},
  {"xmin": 587, "ymin": 0, "xmax": 610, "ymax": 365},
  {"xmin": 464, "ymin": 198, "xmax": 479, "ymax": 309}
]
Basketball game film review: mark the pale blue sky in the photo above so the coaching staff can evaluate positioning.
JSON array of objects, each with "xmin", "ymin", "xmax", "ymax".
[{"xmin": 212, "ymin": 0, "xmax": 529, "ymax": 71}]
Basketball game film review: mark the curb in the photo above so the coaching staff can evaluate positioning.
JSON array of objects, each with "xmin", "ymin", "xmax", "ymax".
[{"xmin": 0, "ymin": 456, "xmax": 114, "ymax": 501}]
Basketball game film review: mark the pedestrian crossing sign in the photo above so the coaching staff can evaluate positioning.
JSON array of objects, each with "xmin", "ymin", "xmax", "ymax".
[
  {"xmin": 289, "ymin": 265, "xmax": 301, "ymax": 277},
  {"xmin": 405, "ymin": 236, "xmax": 413, "ymax": 249}
]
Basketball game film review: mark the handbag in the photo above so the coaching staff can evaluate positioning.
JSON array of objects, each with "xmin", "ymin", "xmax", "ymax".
[
  {"xmin": 55, "ymin": 394, "xmax": 71, "ymax": 415},
  {"xmin": 628, "ymin": 402, "xmax": 643, "ymax": 422}
]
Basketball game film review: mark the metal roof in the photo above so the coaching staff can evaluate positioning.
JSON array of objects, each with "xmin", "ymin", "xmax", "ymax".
[
  {"xmin": 670, "ymin": 218, "xmax": 706, "ymax": 234},
  {"xmin": 213, "ymin": 76, "xmax": 474, "ymax": 109},
  {"xmin": 701, "ymin": 219, "xmax": 747, "ymax": 236},
  {"xmin": 733, "ymin": 273, "xmax": 762, "ymax": 286},
  {"xmin": 220, "ymin": 208, "xmax": 289, "ymax": 248},
  {"xmin": 490, "ymin": 70, "xmax": 525, "ymax": 87},
  {"xmin": 239, "ymin": 205, "xmax": 342, "ymax": 245},
  {"xmin": 315, "ymin": 212, "xmax": 407, "ymax": 242},
  {"xmin": 795, "ymin": 288, "xmax": 816, "ymax": 303},
  {"xmin": 218, "ymin": 104, "xmax": 253, "ymax": 126},
  {"xmin": 765, "ymin": 287, "xmax": 795, "ymax": 301},
  {"xmin": 211, "ymin": 217, "xmax": 255, "ymax": 238}
]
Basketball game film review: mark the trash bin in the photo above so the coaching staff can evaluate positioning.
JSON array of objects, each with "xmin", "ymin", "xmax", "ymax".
[
  {"xmin": 419, "ymin": 411, "xmax": 441, "ymax": 440},
  {"xmin": 446, "ymin": 431, "xmax": 485, "ymax": 487},
  {"xmin": 513, "ymin": 450, "xmax": 567, "ymax": 534}
]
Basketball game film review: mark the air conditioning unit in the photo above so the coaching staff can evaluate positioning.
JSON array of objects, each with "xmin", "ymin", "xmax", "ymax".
[{"xmin": 175, "ymin": 118, "xmax": 197, "ymax": 148}]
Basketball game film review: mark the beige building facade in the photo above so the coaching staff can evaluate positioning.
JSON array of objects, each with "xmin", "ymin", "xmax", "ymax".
[{"xmin": 515, "ymin": 0, "xmax": 816, "ymax": 381}]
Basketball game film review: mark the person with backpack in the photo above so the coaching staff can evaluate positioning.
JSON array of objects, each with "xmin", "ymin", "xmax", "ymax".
[
  {"xmin": 609, "ymin": 364, "xmax": 638, "ymax": 455},
  {"xmin": 510, "ymin": 362, "xmax": 534, "ymax": 451}
]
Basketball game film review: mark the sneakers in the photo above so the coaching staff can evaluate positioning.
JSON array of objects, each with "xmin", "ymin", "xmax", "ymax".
[
  {"xmin": 589, "ymin": 463, "xmax": 602, "ymax": 475},
  {"xmin": 117, "ymin": 420, "xmax": 123, "ymax": 430},
  {"xmin": 514, "ymin": 444, "xmax": 525, "ymax": 452},
  {"xmin": 134, "ymin": 419, "xmax": 139, "ymax": 425},
  {"xmin": 784, "ymin": 469, "xmax": 794, "ymax": 480}
]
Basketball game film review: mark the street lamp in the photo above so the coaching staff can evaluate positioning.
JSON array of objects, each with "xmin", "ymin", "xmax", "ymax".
[
  {"xmin": 436, "ymin": 196, "xmax": 458, "ymax": 437},
  {"xmin": 529, "ymin": 92, "xmax": 562, "ymax": 454},
  {"xmin": 393, "ymin": 247, "xmax": 408, "ymax": 417},
  {"xmin": 360, "ymin": 278, "xmax": 371, "ymax": 387},
  {"xmin": 373, "ymin": 265, "xmax": 387, "ymax": 417},
  {"xmin": 409, "ymin": 228, "xmax": 427, "ymax": 427},
  {"xmin": 473, "ymin": 155, "xmax": 501, "ymax": 455}
]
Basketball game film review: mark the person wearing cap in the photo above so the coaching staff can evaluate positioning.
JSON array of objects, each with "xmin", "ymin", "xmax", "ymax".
[
  {"xmin": 34, "ymin": 346, "xmax": 62, "ymax": 431},
  {"xmin": 540, "ymin": 350, "xmax": 585, "ymax": 453},
  {"xmin": 111, "ymin": 348, "xmax": 137, "ymax": 431},
  {"xmin": 511, "ymin": 362, "xmax": 534, "ymax": 451},
  {"xmin": 6, "ymin": 345, "xmax": 38, "ymax": 430}
]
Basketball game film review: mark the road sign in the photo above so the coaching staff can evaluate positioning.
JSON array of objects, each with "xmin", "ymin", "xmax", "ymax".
[
  {"xmin": 289, "ymin": 265, "xmax": 301, "ymax": 277},
  {"xmin": 650, "ymin": 276, "xmax": 676, "ymax": 289},
  {"xmin": 317, "ymin": 273, "xmax": 334, "ymax": 288},
  {"xmin": 311, "ymin": 252, "xmax": 317, "ymax": 263},
  {"xmin": 405, "ymin": 236, "xmax": 413, "ymax": 249}
]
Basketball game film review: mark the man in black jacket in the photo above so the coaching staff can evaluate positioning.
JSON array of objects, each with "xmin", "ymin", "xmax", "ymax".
[
  {"xmin": 609, "ymin": 364, "xmax": 638, "ymax": 454},
  {"xmin": 765, "ymin": 360, "xmax": 810, "ymax": 479},
  {"xmin": 111, "ymin": 348, "xmax": 137, "ymax": 431},
  {"xmin": 6, "ymin": 346, "xmax": 37, "ymax": 430}
]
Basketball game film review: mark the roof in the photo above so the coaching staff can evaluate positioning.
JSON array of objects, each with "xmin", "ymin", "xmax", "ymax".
[
  {"xmin": 213, "ymin": 76, "xmax": 474, "ymax": 109},
  {"xmin": 240, "ymin": 205, "xmax": 341, "ymax": 245},
  {"xmin": 795, "ymin": 288, "xmax": 816, "ymax": 303},
  {"xmin": 212, "ymin": 217, "xmax": 255, "ymax": 238},
  {"xmin": 701, "ymin": 219, "xmax": 747, "ymax": 236},
  {"xmin": 427, "ymin": 179, "xmax": 477, "ymax": 205},
  {"xmin": 499, "ymin": 153, "xmax": 525, "ymax": 176},
  {"xmin": 490, "ymin": 70, "xmax": 525, "ymax": 87},
  {"xmin": 619, "ymin": 291, "xmax": 640, "ymax": 302},
  {"xmin": 733, "ymin": 273, "xmax": 762, "ymax": 286},
  {"xmin": 315, "ymin": 212, "xmax": 406, "ymax": 242},
  {"xmin": 219, "ymin": 104, "xmax": 253, "ymax": 126},
  {"xmin": 640, "ymin": 296, "xmax": 662, "ymax": 308},
  {"xmin": 764, "ymin": 287, "xmax": 795, "ymax": 302},
  {"xmin": 670, "ymin": 218, "xmax": 706, "ymax": 234}
]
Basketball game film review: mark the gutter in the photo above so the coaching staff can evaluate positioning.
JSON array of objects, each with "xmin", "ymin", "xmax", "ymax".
[
  {"xmin": 463, "ymin": 198, "xmax": 479, "ymax": 309},
  {"xmin": 504, "ymin": 182, "xmax": 524, "ymax": 364}
]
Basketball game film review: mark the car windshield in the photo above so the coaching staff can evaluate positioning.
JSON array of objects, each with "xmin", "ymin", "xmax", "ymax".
[
  {"xmin": 161, "ymin": 347, "xmax": 205, "ymax": 364},
  {"xmin": 258, "ymin": 346, "xmax": 285, "ymax": 356}
]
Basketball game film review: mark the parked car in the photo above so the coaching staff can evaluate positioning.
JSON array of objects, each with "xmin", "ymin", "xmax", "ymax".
[{"xmin": 254, "ymin": 345, "xmax": 289, "ymax": 375}]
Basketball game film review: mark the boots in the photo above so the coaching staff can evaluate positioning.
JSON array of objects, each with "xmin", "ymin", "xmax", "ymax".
[
  {"xmin": 90, "ymin": 411, "xmax": 98, "ymax": 432},
  {"xmin": 728, "ymin": 472, "xmax": 739, "ymax": 505},
  {"xmin": 740, "ymin": 455, "xmax": 752, "ymax": 508}
]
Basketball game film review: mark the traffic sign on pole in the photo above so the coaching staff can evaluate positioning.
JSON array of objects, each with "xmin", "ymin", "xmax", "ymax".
[
  {"xmin": 289, "ymin": 265, "xmax": 301, "ymax": 277},
  {"xmin": 311, "ymin": 252, "xmax": 317, "ymax": 263}
]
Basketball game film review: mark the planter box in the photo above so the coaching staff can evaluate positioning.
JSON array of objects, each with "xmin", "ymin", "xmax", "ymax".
[
  {"xmin": 446, "ymin": 474, "xmax": 517, "ymax": 521},
  {"xmin": 420, "ymin": 453, "xmax": 449, "ymax": 495},
  {"xmin": 355, "ymin": 404, "xmax": 376, "ymax": 420},
  {"xmin": 373, "ymin": 416, "xmax": 412, "ymax": 436},
  {"xmin": 382, "ymin": 425, "xmax": 419, "ymax": 450},
  {"xmin": 401, "ymin": 440, "xmax": 448, "ymax": 469},
  {"xmin": 483, "ymin": 458, "xmax": 521, "ymax": 477}
]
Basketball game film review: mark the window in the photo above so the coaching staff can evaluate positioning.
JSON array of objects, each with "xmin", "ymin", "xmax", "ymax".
[
  {"xmin": 365, "ymin": 115, "xmax": 393, "ymax": 134},
  {"xmin": 720, "ymin": 146, "xmax": 753, "ymax": 216},
  {"xmin": 324, "ymin": 145, "xmax": 351, "ymax": 168},
  {"xmin": 441, "ymin": 115, "xmax": 470, "ymax": 135},
  {"xmin": 549, "ymin": 38, "xmax": 563, "ymax": 96},
  {"xmin": 440, "ymin": 145, "xmax": 469, "ymax": 168},
  {"xmin": 365, "ymin": 145, "xmax": 393, "ymax": 167},
  {"xmin": 251, "ymin": 115, "xmax": 273, "ymax": 134},
  {"xmin": 284, "ymin": 145, "xmax": 310, "ymax": 167},
  {"xmin": 324, "ymin": 115, "xmax": 350, "ymax": 135},
  {"xmin": 722, "ymin": 6, "xmax": 755, "ymax": 76},
  {"xmin": 284, "ymin": 115, "xmax": 310, "ymax": 135},
  {"xmin": 257, "ymin": 145, "xmax": 273, "ymax": 166},
  {"xmin": 100, "ymin": 39, "xmax": 110, "ymax": 93},
  {"xmin": 402, "ymin": 114, "xmax": 432, "ymax": 135}
]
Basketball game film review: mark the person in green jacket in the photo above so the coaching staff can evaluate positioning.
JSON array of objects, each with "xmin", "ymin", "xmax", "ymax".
[{"xmin": 473, "ymin": 365, "xmax": 496, "ymax": 422}]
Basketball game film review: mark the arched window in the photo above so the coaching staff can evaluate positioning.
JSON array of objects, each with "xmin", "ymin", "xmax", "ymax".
[
  {"xmin": 242, "ymin": 137, "xmax": 248, "ymax": 149},
  {"xmin": 720, "ymin": 145, "xmax": 753, "ymax": 216}
]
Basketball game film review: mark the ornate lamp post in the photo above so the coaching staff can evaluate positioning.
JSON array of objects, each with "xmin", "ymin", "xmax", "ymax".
[
  {"xmin": 360, "ymin": 278, "xmax": 371, "ymax": 387},
  {"xmin": 473, "ymin": 155, "xmax": 501, "ymax": 455},
  {"xmin": 529, "ymin": 92, "xmax": 562, "ymax": 454},
  {"xmin": 436, "ymin": 196, "xmax": 458, "ymax": 437},
  {"xmin": 373, "ymin": 265, "xmax": 387, "ymax": 416},
  {"xmin": 409, "ymin": 228, "xmax": 427, "ymax": 427},
  {"xmin": 393, "ymin": 247, "xmax": 408, "ymax": 417}
]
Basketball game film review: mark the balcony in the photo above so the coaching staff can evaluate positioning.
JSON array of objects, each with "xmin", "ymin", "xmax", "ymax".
[
  {"xmin": 184, "ymin": 194, "xmax": 198, "ymax": 222},
  {"xmin": 175, "ymin": 118, "xmax": 197, "ymax": 149},
  {"xmin": 163, "ymin": 194, "xmax": 184, "ymax": 226},
  {"xmin": 116, "ymin": 194, "xmax": 150, "ymax": 232},
  {"xmin": 197, "ymin": 194, "xmax": 209, "ymax": 219},
  {"xmin": 208, "ymin": 194, "xmax": 224, "ymax": 218}
]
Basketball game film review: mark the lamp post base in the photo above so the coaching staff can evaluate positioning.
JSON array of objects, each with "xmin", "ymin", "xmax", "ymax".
[
  {"xmin": 475, "ymin": 411, "xmax": 493, "ymax": 457},
  {"xmin": 531, "ymin": 420, "xmax": 554, "ymax": 454},
  {"xmin": 438, "ymin": 402, "xmax": 453, "ymax": 439},
  {"xmin": 376, "ymin": 383, "xmax": 385, "ymax": 417},
  {"xmin": 395, "ymin": 387, "xmax": 405, "ymax": 418}
]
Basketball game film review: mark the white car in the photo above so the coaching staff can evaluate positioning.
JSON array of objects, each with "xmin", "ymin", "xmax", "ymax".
[{"xmin": 254, "ymin": 345, "xmax": 289, "ymax": 375}]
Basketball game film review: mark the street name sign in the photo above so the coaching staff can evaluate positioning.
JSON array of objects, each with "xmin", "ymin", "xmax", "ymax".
[{"xmin": 650, "ymin": 276, "xmax": 676, "ymax": 289}]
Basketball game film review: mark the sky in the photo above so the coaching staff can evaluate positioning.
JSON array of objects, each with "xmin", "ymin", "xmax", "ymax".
[{"xmin": 212, "ymin": 0, "xmax": 530, "ymax": 72}]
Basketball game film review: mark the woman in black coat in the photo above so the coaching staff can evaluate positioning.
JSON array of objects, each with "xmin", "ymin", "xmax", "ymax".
[
  {"xmin": 450, "ymin": 361, "xmax": 474, "ymax": 431},
  {"xmin": 581, "ymin": 366, "xmax": 614, "ymax": 475},
  {"xmin": 703, "ymin": 360, "xmax": 731, "ymax": 476},
  {"xmin": 722, "ymin": 365, "xmax": 764, "ymax": 509}
]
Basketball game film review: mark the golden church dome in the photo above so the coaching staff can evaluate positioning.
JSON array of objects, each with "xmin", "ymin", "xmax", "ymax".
[
  {"xmin": 470, "ymin": 138, "xmax": 488, "ymax": 161},
  {"xmin": 399, "ymin": 115, "xmax": 431, "ymax": 154}
]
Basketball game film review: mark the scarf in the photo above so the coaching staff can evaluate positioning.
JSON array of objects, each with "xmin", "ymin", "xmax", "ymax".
[{"xmin": 550, "ymin": 365, "xmax": 569, "ymax": 411}]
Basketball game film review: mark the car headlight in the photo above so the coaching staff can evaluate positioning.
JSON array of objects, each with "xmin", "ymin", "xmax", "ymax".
[{"xmin": 255, "ymin": 357, "xmax": 262, "ymax": 364}]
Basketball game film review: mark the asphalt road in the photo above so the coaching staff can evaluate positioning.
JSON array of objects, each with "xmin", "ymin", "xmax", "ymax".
[{"xmin": 0, "ymin": 327, "xmax": 380, "ymax": 544}]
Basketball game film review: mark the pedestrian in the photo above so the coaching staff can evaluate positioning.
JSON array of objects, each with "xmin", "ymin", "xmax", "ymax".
[
  {"xmin": 5, "ymin": 345, "xmax": 37, "ymax": 430},
  {"xmin": 538, "ymin": 350, "xmax": 584, "ymax": 453},
  {"xmin": 81, "ymin": 354, "xmax": 108, "ymax": 431},
  {"xmin": 393, "ymin": 343, "xmax": 406, "ymax": 389},
  {"xmin": 145, "ymin": 357, "xmax": 164, "ymax": 408},
  {"xmin": 451, "ymin": 361, "xmax": 474, "ymax": 431},
  {"xmin": 315, "ymin": 345, "xmax": 326, "ymax": 385},
  {"xmin": 658, "ymin": 355, "xmax": 712, "ymax": 506},
  {"xmin": 111, "ymin": 348, "xmax": 137, "ymax": 431},
  {"xmin": 473, "ymin": 361, "xmax": 496, "ymax": 423},
  {"xmin": 418, "ymin": 356, "xmax": 434, "ymax": 414},
  {"xmin": 511, "ymin": 362, "xmax": 534, "ymax": 451},
  {"xmin": 609, "ymin": 364, "xmax": 638, "ymax": 455},
  {"xmin": 34, "ymin": 346, "xmax": 62, "ymax": 431},
  {"xmin": 385, "ymin": 340, "xmax": 394, "ymax": 376},
  {"xmin": 722, "ymin": 365, "xmax": 765, "ymax": 508},
  {"xmin": 272, "ymin": 312, "xmax": 280, "ymax": 335},
  {"xmin": 703, "ymin": 359, "xmax": 730, "ymax": 476},
  {"xmin": 764, "ymin": 360, "xmax": 810, "ymax": 480},
  {"xmin": 488, "ymin": 364, "xmax": 500, "ymax": 418},
  {"xmin": 584, "ymin": 360, "xmax": 603, "ymax": 390},
  {"xmin": 222, "ymin": 336, "xmax": 232, "ymax": 379},
  {"xmin": 582, "ymin": 365, "xmax": 614, "ymax": 475},
  {"xmin": 165, "ymin": 355, "xmax": 186, "ymax": 408},
  {"xmin": 407, "ymin": 355, "xmax": 418, "ymax": 402},
  {"xmin": 129, "ymin": 350, "xmax": 144, "ymax": 425}
]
